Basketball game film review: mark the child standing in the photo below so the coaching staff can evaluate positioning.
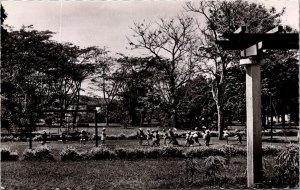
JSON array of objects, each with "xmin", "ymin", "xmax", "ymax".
[
  {"xmin": 223, "ymin": 130, "xmax": 229, "ymax": 144},
  {"xmin": 146, "ymin": 129, "xmax": 152, "ymax": 146},
  {"xmin": 162, "ymin": 129, "xmax": 169, "ymax": 146},
  {"xmin": 185, "ymin": 131, "xmax": 194, "ymax": 147},
  {"xmin": 235, "ymin": 129, "xmax": 242, "ymax": 144},
  {"xmin": 204, "ymin": 129, "xmax": 211, "ymax": 146},
  {"xmin": 101, "ymin": 128, "xmax": 107, "ymax": 145},
  {"xmin": 137, "ymin": 128, "xmax": 146, "ymax": 146}
]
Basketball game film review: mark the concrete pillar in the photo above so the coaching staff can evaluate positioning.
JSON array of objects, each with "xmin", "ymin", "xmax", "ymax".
[{"xmin": 246, "ymin": 63, "xmax": 262, "ymax": 187}]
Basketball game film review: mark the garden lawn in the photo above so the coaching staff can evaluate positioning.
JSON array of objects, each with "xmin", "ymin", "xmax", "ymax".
[{"xmin": 1, "ymin": 157, "xmax": 254, "ymax": 189}]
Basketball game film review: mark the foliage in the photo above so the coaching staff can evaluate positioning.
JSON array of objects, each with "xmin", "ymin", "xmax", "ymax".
[
  {"xmin": 89, "ymin": 48, "xmax": 124, "ymax": 126},
  {"xmin": 272, "ymin": 145, "xmax": 299, "ymax": 187},
  {"xmin": 60, "ymin": 146, "xmax": 86, "ymax": 161},
  {"xmin": 23, "ymin": 146, "xmax": 55, "ymax": 161},
  {"xmin": 88, "ymin": 147, "xmax": 116, "ymax": 160},
  {"xmin": 0, "ymin": 135, "xmax": 20, "ymax": 142},
  {"xmin": 185, "ymin": 146, "xmax": 226, "ymax": 158},
  {"xmin": 185, "ymin": 0, "xmax": 287, "ymax": 138},
  {"xmin": 1, "ymin": 147, "xmax": 19, "ymax": 161},
  {"xmin": 203, "ymin": 156, "xmax": 226, "ymax": 180},
  {"xmin": 128, "ymin": 15, "xmax": 200, "ymax": 128}
]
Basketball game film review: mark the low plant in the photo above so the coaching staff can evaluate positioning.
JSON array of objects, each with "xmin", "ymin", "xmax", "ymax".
[
  {"xmin": 262, "ymin": 144, "xmax": 283, "ymax": 156},
  {"xmin": 88, "ymin": 147, "xmax": 116, "ymax": 160},
  {"xmin": 203, "ymin": 156, "xmax": 226, "ymax": 185},
  {"xmin": 272, "ymin": 145, "xmax": 299, "ymax": 188},
  {"xmin": 23, "ymin": 146, "xmax": 55, "ymax": 161},
  {"xmin": 185, "ymin": 146, "xmax": 225, "ymax": 158},
  {"xmin": 1, "ymin": 147, "xmax": 19, "ymax": 161},
  {"xmin": 1, "ymin": 135, "xmax": 18, "ymax": 142},
  {"xmin": 60, "ymin": 146, "xmax": 85, "ymax": 161},
  {"xmin": 221, "ymin": 145, "xmax": 246, "ymax": 156}
]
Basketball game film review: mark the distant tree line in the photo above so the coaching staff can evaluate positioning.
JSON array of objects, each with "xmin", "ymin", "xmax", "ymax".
[{"xmin": 1, "ymin": 0, "xmax": 298, "ymax": 141}]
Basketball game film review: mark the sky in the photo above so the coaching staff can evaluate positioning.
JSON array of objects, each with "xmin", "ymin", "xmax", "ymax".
[
  {"xmin": 2, "ymin": 0, "xmax": 299, "ymax": 96},
  {"xmin": 2, "ymin": 0, "xmax": 299, "ymax": 57}
]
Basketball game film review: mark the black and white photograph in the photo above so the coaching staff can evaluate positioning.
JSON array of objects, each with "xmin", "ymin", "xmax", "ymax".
[{"xmin": 1, "ymin": 0, "xmax": 299, "ymax": 189}]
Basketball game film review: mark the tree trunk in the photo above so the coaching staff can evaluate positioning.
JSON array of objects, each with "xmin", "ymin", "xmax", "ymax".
[
  {"xmin": 73, "ymin": 87, "xmax": 80, "ymax": 129},
  {"xmin": 105, "ymin": 105, "xmax": 109, "ymax": 126},
  {"xmin": 217, "ymin": 104, "xmax": 224, "ymax": 140},
  {"xmin": 212, "ymin": 83, "xmax": 225, "ymax": 140},
  {"xmin": 72, "ymin": 91, "xmax": 80, "ymax": 129},
  {"xmin": 281, "ymin": 113, "xmax": 285, "ymax": 128},
  {"xmin": 171, "ymin": 109, "xmax": 177, "ymax": 129}
]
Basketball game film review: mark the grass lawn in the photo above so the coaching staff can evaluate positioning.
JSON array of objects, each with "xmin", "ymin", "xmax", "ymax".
[
  {"xmin": 1, "ymin": 126, "xmax": 298, "ymax": 189},
  {"xmin": 2, "ymin": 156, "xmax": 261, "ymax": 189}
]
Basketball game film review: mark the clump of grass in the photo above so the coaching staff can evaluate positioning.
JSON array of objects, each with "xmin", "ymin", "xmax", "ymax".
[
  {"xmin": 272, "ymin": 145, "xmax": 299, "ymax": 188},
  {"xmin": 1, "ymin": 147, "xmax": 19, "ymax": 161},
  {"xmin": 23, "ymin": 146, "xmax": 55, "ymax": 161},
  {"xmin": 203, "ymin": 156, "xmax": 226, "ymax": 185}
]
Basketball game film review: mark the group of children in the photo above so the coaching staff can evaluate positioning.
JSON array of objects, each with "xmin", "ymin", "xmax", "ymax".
[
  {"xmin": 74, "ymin": 127, "xmax": 243, "ymax": 147},
  {"xmin": 137, "ymin": 127, "xmax": 243, "ymax": 147},
  {"xmin": 185, "ymin": 128, "xmax": 211, "ymax": 147},
  {"xmin": 137, "ymin": 128, "xmax": 180, "ymax": 147},
  {"xmin": 223, "ymin": 129, "xmax": 243, "ymax": 144},
  {"xmin": 136, "ymin": 127, "xmax": 213, "ymax": 147},
  {"xmin": 79, "ymin": 128, "xmax": 107, "ymax": 146}
]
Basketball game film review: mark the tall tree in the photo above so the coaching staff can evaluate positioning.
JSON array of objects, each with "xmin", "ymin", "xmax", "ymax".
[
  {"xmin": 186, "ymin": 0, "xmax": 284, "ymax": 139},
  {"xmin": 89, "ymin": 49, "xmax": 124, "ymax": 126},
  {"xmin": 1, "ymin": 26, "xmax": 65, "ymax": 148},
  {"xmin": 128, "ymin": 15, "xmax": 200, "ymax": 128}
]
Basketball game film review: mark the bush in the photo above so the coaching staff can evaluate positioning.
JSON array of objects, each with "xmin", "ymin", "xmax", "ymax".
[
  {"xmin": 1, "ymin": 147, "xmax": 19, "ymax": 161},
  {"xmin": 88, "ymin": 147, "xmax": 116, "ymax": 160},
  {"xmin": 185, "ymin": 146, "xmax": 225, "ymax": 158},
  {"xmin": 203, "ymin": 156, "xmax": 226, "ymax": 183},
  {"xmin": 1, "ymin": 135, "xmax": 22, "ymax": 142},
  {"xmin": 160, "ymin": 147, "xmax": 184, "ymax": 158},
  {"xmin": 114, "ymin": 148, "xmax": 145, "ymax": 159},
  {"xmin": 23, "ymin": 146, "xmax": 55, "ymax": 161},
  {"xmin": 60, "ymin": 146, "xmax": 85, "ymax": 161},
  {"xmin": 221, "ymin": 145, "xmax": 246, "ymax": 156},
  {"xmin": 262, "ymin": 145, "xmax": 283, "ymax": 156},
  {"xmin": 272, "ymin": 145, "xmax": 299, "ymax": 188}
]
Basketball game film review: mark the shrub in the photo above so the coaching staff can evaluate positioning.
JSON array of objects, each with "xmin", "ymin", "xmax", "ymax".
[
  {"xmin": 23, "ymin": 146, "xmax": 55, "ymax": 161},
  {"xmin": 1, "ymin": 135, "xmax": 15, "ymax": 142},
  {"xmin": 114, "ymin": 148, "xmax": 145, "ymax": 159},
  {"xmin": 262, "ymin": 145, "xmax": 283, "ymax": 156},
  {"xmin": 221, "ymin": 145, "xmax": 246, "ymax": 156},
  {"xmin": 203, "ymin": 156, "xmax": 226, "ymax": 181},
  {"xmin": 60, "ymin": 146, "xmax": 84, "ymax": 161},
  {"xmin": 185, "ymin": 146, "xmax": 225, "ymax": 158},
  {"xmin": 88, "ymin": 147, "xmax": 116, "ymax": 160},
  {"xmin": 1, "ymin": 147, "xmax": 19, "ymax": 161},
  {"xmin": 143, "ymin": 148, "xmax": 160, "ymax": 159},
  {"xmin": 160, "ymin": 147, "xmax": 184, "ymax": 158},
  {"xmin": 272, "ymin": 145, "xmax": 299, "ymax": 188}
]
